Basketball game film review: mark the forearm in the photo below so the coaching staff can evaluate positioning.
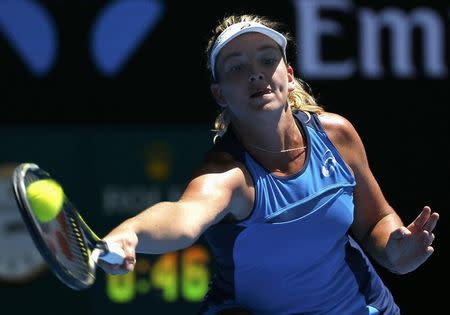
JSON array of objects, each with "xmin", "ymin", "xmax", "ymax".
[
  {"xmin": 363, "ymin": 212, "xmax": 403, "ymax": 272},
  {"xmin": 108, "ymin": 201, "xmax": 197, "ymax": 255}
]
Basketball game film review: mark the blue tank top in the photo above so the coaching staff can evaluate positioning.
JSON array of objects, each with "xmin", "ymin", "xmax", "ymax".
[{"xmin": 200, "ymin": 111, "xmax": 400, "ymax": 315}]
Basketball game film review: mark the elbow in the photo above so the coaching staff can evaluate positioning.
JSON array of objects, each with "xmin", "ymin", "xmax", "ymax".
[
  {"xmin": 166, "ymin": 221, "xmax": 202, "ymax": 251},
  {"xmin": 161, "ymin": 229, "xmax": 198, "ymax": 253},
  {"xmin": 184, "ymin": 224, "xmax": 204, "ymax": 244},
  {"xmin": 182, "ymin": 210, "xmax": 211, "ymax": 245}
]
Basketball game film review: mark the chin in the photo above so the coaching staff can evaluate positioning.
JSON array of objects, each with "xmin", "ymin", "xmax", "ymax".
[{"xmin": 250, "ymin": 98, "xmax": 283, "ymax": 111}]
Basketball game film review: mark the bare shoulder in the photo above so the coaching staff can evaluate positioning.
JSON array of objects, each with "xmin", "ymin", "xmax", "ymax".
[
  {"xmin": 193, "ymin": 150, "xmax": 248, "ymax": 183},
  {"xmin": 316, "ymin": 111, "xmax": 368, "ymax": 171},
  {"xmin": 316, "ymin": 111, "xmax": 361, "ymax": 148},
  {"xmin": 187, "ymin": 150, "xmax": 254, "ymax": 221}
]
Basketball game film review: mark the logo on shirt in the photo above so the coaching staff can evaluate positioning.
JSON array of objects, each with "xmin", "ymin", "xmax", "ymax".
[{"xmin": 321, "ymin": 149, "xmax": 337, "ymax": 177}]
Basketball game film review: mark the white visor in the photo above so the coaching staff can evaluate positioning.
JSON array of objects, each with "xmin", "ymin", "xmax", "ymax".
[{"xmin": 210, "ymin": 21, "xmax": 287, "ymax": 80}]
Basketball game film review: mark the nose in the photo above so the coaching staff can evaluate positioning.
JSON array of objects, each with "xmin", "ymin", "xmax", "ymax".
[{"xmin": 249, "ymin": 72, "xmax": 265, "ymax": 83}]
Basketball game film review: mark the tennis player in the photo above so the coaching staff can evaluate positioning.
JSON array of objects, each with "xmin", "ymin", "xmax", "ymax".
[{"xmin": 97, "ymin": 13, "xmax": 439, "ymax": 315}]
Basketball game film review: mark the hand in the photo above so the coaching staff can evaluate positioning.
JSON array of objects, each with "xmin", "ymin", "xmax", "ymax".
[
  {"xmin": 95, "ymin": 229, "xmax": 138, "ymax": 275},
  {"xmin": 385, "ymin": 206, "xmax": 439, "ymax": 274}
]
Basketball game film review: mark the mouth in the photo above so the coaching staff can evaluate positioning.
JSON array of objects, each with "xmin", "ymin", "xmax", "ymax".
[{"xmin": 250, "ymin": 88, "xmax": 272, "ymax": 98}]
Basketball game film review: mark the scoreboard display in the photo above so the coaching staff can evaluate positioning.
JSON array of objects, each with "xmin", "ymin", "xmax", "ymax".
[{"xmin": 105, "ymin": 246, "xmax": 210, "ymax": 304}]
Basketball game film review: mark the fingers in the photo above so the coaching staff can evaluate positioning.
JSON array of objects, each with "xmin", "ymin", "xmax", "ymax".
[
  {"xmin": 422, "ymin": 230, "xmax": 435, "ymax": 247},
  {"xmin": 119, "ymin": 243, "xmax": 137, "ymax": 273},
  {"xmin": 97, "ymin": 259, "xmax": 134, "ymax": 275},
  {"xmin": 418, "ymin": 230, "xmax": 436, "ymax": 257},
  {"xmin": 408, "ymin": 206, "xmax": 439, "ymax": 233},
  {"xmin": 95, "ymin": 238, "xmax": 137, "ymax": 275},
  {"xmin": 411, "ymin": 216, "xmax": 438, "ymax": 261},
  {"xmin": 408, "ymin": 207, "xmax": 431, "ymax": 231},
  {"xmin": 124, "ymin": 256, "xmax": 137, "ymax": 272},
  {"xmin": 96, "ymin": 253, "xmax": 136, "ymax": 275},
  {"xmin": 423, "ymin": 211, "xmax": 439, "ymax": 232}
]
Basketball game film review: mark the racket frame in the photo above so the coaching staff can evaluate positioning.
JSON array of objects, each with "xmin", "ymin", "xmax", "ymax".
[{"xmin": 12, "ymin": 163, "xmax": 97, "ymax": 290}]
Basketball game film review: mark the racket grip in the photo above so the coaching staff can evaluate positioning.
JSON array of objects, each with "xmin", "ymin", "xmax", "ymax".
[{"xmin": 91, "ymin": 241, "xmax": 126, "ymax": 265}]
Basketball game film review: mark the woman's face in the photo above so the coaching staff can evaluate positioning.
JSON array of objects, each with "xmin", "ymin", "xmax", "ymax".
[{"xmin": 211, "ymin": 32, "xmax": 294, "ymax": 122}]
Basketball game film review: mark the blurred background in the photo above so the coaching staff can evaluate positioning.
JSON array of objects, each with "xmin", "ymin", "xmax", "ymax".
[{"xmin": 0, "ymin": 0, "xmax": 448, "ymax": 314}]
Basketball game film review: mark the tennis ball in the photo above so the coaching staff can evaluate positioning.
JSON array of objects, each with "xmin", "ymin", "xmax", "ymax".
[{"xmin": 26, "ymin": 179, "xmax": 64, "ymax": 223}]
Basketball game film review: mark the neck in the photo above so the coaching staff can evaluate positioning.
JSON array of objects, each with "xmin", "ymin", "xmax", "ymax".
[{"xmin": 233, "ymin": 109, "xmax": 304, "ymax": 154}]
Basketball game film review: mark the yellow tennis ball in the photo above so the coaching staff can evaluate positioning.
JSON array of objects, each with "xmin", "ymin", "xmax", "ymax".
[{"xmin": 26, "ymin": 179, "xmax": 64, "ymax": 223}]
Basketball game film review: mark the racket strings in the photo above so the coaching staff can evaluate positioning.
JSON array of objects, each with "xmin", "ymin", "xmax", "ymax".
[
  {"xmin": 57, "ymin": 204, "xmax": 94, "ymax": 280},
  {"xmin": 69, "ymin": 217, "xmax": 90, "ymax": 258}
]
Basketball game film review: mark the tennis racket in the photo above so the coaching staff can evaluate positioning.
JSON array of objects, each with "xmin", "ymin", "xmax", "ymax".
[{"xmin": 11, "ymin": 162, "xmax": 125, "ymax": 290}]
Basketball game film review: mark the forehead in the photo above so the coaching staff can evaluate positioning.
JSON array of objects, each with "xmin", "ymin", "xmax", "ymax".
[{"xmin": 216, "ymin": 32, "xmax": 280, "ymax": 60}]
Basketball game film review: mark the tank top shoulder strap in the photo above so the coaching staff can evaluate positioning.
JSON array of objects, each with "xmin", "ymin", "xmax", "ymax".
[{"xmin": 292, "ymin": 110, "xmax": 324, "ymax": 133}]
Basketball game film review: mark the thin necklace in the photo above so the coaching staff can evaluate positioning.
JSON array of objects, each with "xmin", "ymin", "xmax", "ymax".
[{"xmin": 248, "ymin": 143, "xmax": 307, "ymax": 154}]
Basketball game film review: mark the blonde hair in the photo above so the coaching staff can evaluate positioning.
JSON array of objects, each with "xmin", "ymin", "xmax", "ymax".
[{"xmin": 206, "ymin": 14, "xmax": 324, "ymax": 143}]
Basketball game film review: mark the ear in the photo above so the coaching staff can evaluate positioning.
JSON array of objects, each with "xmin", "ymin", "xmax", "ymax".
[
  {"xmin": 287, "ymin": 65, "xmax": 295, "ymax": 92},
  {"xmin": 210, "ymin": 83, "xmax": 228, "ymax": 108}
]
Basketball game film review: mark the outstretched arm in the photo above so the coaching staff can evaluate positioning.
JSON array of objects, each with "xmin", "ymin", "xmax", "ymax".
[
  {"xmin": 320, "ymin": 112, "xmax": 439, "ymax": 275},
  {"xmin": 96, "ymin": 155, "xmax": 252, "ymax": 275}
]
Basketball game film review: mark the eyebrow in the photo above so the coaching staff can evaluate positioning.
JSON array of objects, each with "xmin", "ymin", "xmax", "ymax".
[{"xmin": 221, "ymin": 44, "xmax": 280, "ymax": 65}]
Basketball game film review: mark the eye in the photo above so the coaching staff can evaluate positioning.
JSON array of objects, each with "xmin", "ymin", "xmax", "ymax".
[
  {"xmin": 263, "ymin": 58, "xmax": 276, "ymax": 65},
  {"xmin": 229, "ymin": 64, "xmax": 243, "ymax": 72}
]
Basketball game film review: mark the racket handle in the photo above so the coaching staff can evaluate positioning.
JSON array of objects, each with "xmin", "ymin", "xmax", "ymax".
[{"xmin": 91, "ymin": 241, "xmax": 126, "ymax": 265}]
